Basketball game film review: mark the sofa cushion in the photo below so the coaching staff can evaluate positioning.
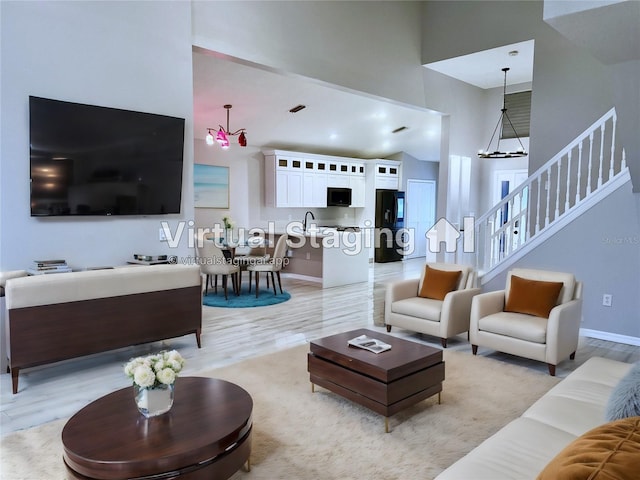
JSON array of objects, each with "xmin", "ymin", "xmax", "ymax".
[
  {"xmin": 605, "ymin": 362, "xmax": 640, "ymax": 421},
  {"xmin": 536, "ymin": 416, "xmax": 640, "ymax": 480},
  {"xmin": 435, "ymin": 417, "xmax": 577, "ymax": 480},
  {"xmin": 418, "ymin": 266, "xmax": 461, "ymax": 300},
  {"xmin": 478, "ymin": 311, "xmax": 548, "ymax": 344},
  {"xmin": 505, "ymin": 275, "xmax": 564, "ymax": 318},
  {"xmin": 391, "ymin": 297, "xmax": 442, "ymax": 321}
]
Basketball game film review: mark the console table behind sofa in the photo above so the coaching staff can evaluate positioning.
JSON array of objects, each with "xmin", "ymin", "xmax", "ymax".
[{"xmin": 5, "ymin": 264, "xmax": 202, "ymax": 394}]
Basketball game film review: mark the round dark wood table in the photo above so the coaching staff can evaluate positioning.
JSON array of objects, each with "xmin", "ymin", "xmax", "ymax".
[{"xmin": 62, "ymin": 377, "xmax": 252, "ymax": 480}]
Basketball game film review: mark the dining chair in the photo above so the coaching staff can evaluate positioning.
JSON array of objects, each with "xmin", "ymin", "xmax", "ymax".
[
  {"xmin": 233, "ymin": 236, "xmax": 271, "ymax": 291},
  {"xmin": 194, "ymin": 232, "xmax": 239, "ymax": 300},
  {"xmin": 246, "ymin": 234, "xmax": 288, "ymax": 298}
]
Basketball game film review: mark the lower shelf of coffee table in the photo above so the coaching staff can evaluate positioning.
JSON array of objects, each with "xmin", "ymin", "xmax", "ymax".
[{"xmin": 308, "ymin": 353, "xmax": 444, "ymax": 417}]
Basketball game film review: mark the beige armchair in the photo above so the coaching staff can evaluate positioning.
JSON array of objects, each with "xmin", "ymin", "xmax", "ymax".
[
  {"xmin": 470, "ymin": 268, "xmax": 583, "ymax": 376},
  {"xmin": 385, "ymin": 263, "xmax": 480, "ymax": 348}
]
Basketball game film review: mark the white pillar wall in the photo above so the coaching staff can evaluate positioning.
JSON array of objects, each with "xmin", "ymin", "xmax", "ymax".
[{"xmin": 445, "ymin": 155, "xmax": 471, "ymax": 263}]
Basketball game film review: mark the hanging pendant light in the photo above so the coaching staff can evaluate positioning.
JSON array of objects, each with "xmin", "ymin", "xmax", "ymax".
[
  {"xmin": 478, "ymin": 68, "xmax": 528, "ymax": 159},
  {"xmin": 205, "ymin": 129, "xmax": 215, "ymax": 146},
  {"xmin": 205, "ymin": 104, "xmax": 247, "ymax": 149}
]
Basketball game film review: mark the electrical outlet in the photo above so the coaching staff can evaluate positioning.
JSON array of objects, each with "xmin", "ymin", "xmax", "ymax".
[
  {"xmin": 159, "ymin": 227, "xmax": 167, "ymax": 242},
  {"xmin": 602, "ymin": 294, "xmax": 612, "ymax": 307}
]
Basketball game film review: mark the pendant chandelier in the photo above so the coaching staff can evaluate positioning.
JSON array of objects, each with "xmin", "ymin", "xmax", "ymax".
[
  {"xmin": 478, "ymin": 67, "xmax": 527, "ymax": 159},
  {"xmin": 205, "ymin": 104, "xmax": 247, "ymax": 149}
]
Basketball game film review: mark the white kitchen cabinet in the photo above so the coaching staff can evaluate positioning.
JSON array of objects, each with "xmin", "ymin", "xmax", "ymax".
[
  {"xmin": 264, "ymin": 150, "xmax": 368, "ymax": 208},
  {"xmin": 374, "ymin": 162, "xmax": 400, "ymax": 190},
  {"xmin": 349, "ymin": 162, "xmax": 366, "ymax": 207},
  {"xmin": 326, "ymin": 161, "xmax": 350, "ymax": 187},
  {"xmin": 276, "ymin": 169, "xmax": 303, "ymax": 207},
  {"xmin": 264, "ymin": 153, "xmax": 305, "ymax": 207},
  {"xmin": 303, "ymin": 159, "xmax": 328, "ymax": 207}
]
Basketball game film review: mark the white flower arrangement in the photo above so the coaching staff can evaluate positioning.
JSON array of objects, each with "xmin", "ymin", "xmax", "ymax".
[
  {"xmin": 124, "ymin": 350, "xmax": 185, "ymax": 389},
  {"xmin": 222, "ymin": 215, "xmax": 234, "ymax": 229}
]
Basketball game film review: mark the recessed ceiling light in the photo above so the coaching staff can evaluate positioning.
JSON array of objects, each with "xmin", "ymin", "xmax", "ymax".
[{"xmin": 289, "ymin": 104, "xmax": 306, "ymax": 113}]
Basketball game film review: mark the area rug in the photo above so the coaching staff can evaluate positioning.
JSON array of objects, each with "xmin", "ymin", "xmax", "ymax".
[
  {"xmin": 202, "ymin": 286, "xmax": 291, "ymax": 308},
  {"xmin": 0, "ymin": 344, "xmax": 560, "ymax": 480}
]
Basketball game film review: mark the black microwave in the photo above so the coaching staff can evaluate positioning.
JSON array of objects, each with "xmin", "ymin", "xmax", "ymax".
[{"xmin": 327, "ymin": 187, "xmax": 352, "ymax": 206}]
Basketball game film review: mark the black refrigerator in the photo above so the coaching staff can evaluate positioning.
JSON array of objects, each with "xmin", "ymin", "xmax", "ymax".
[{"xmin": 375, "ymin": 189, "xmax": 405, "ymax": 263}]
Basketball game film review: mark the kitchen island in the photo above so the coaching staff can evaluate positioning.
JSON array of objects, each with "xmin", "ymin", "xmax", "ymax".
[{"xmin": 283, "ymin": 228, "xmax": 369, "ymax": 288}]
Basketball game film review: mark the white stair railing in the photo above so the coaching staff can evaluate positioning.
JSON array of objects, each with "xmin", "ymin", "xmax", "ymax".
[{"xmin": 473, "ymin": 107, "xmax": 627, "ymax": 275}]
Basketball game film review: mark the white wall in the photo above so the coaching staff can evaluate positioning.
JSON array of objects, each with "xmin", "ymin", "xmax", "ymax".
[
  {"xmin": 0, "ymin": 1, "xmax": 195, "ymax": 270},
  {"xmin": 192, "ymin": 1, "xmax": 427, "ymax": 108}
]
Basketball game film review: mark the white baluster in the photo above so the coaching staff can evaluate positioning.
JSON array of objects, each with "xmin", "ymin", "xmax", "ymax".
[
  {"xmin": 555, "ymin": 159, "xmax": 561, "ymax": 219},
  {"xmin": 609, "ymin": 114, "xmax": 617, "ymax": 179},
  {"xmin": 576, "ymin": 142, "xmax": 583, "ymax": 203},
  {"xmin": 484, "ymin": 219, "xmax": 492, "ymax": 272},
  {"xmin": 586, "ymin": 132, "xmax": 594, "ymax": 195},
  {"xmin": 597, "ymin": 124, "xmax": 605, "ymax": 188},
  {"xmin": 545, "ymin": 168, "xmax": 551, "ymax": 228},
  {"xmin": 622, "ymin": 148, "xmax": 627, "ymax": 169},
  {"xmin": 535, "ymin": 176, "xmax": 541, "ymax": 233},
  {"xmin": 507, "ymin": 197, "xmax": 514, "ymax": 256},
  {"xmin": 565, "ymin": 150, "xmax": 572, "ymax": 211}
]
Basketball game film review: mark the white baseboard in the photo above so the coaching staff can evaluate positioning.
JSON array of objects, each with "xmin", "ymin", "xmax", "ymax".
[
  {"xmin": 281, "ymin": 273, "xmax": 322, "ymax": 284},
  {"xmin": 580, "ymin": 328, "xmax": 640, "ymax": 346}
]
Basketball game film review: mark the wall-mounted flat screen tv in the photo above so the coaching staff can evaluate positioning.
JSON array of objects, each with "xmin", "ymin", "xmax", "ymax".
[{"xmin": 29, "ymin": 96, "xmax": 185, "ymax": 216}]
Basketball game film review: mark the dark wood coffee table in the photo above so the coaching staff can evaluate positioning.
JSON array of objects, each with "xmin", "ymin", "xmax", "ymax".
[
  {"xmin": 308, "ymin": 329, "xmax": 444, "ymax": 432},
  {"xmin": 62, "ymin": 377, "xmax": 252, "ymax": 480}
]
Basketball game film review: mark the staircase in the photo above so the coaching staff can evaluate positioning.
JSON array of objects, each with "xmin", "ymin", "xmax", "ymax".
[{"xmin": 472, "ymin": 107, "xmax": 630, "ymax": 284}]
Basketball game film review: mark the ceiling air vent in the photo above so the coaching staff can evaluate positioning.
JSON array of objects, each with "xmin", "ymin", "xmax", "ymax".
[
  {"xmin": 392, "ymin": 126, "xmax": 408, "ymax": 134},
  {"xmin": 289, "ymin": 104, "xmax": 306, "ymax": 113}
]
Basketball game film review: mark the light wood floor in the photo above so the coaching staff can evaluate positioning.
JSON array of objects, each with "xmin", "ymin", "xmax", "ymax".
[{"xmin": 1, "ymin": 257, "xmax": 638, "ymax": 437}]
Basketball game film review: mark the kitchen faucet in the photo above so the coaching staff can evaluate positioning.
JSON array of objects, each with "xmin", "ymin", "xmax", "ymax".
[{"xmin": 303, "ymin": 211, "xmax": 315, "ymax": 231}]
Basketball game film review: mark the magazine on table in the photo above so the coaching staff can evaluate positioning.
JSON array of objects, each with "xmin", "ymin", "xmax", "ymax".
[{"xmin": 348, "ymin": 334, "xmax": 392, "ymax": 354}]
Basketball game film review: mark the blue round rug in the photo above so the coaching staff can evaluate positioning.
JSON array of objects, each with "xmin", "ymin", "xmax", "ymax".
[{"xmin": 202, "ymin": 286, "xmax": 291, "ymax": 308}]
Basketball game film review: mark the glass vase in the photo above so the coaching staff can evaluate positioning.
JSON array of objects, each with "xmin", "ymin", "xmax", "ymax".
[{"xmin": 134, "ymin": 383, "xmax": 174, "ymax": 418}]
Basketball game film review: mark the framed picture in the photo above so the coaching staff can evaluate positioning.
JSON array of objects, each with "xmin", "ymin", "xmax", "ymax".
[{"xmin": 194, "ymin": 164, "xmax": 229, "ymax": 209}]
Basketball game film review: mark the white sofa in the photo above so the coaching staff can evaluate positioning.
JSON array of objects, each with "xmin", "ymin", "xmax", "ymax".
[
  {"xmin": 4, "ymin": 264, "xmax": 202, "ymax": 393},
  {"xmin": 435, "ymin": 356, "xmax": 633, "ymax": 479}
]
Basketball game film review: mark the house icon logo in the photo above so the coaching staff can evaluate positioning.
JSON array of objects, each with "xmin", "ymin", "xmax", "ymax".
[{"xmin": 426, "ymin": 217, "xmax": 475, "ymax": 253}]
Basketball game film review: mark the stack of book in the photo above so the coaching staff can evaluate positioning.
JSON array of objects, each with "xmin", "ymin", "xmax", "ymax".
[{"xmin": 27, "ymin": 259, "xmax": 72, "ymax": 275}]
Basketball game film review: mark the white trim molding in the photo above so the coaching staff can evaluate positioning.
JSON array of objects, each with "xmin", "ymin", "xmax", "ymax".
[{"xmin": 580, "ymin": 328, "xmax": 640, "ymax": 347}]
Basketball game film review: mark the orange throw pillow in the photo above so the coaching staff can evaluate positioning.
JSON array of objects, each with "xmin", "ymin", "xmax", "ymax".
[
  {"xmin": 537, "ymin": 416, "xmax": 640, "ymax": 480},
  {"xmin": 418, "ymin": 266, "xmax": 462, "ymax": 300},
  {"xmin": 505, "ymin": 275, "xmax": 563, "ymax": 318}
]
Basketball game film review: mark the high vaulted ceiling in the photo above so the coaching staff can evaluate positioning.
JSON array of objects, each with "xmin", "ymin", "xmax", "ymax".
[
  {"xmin": 193, "ymin": 50, "xmax": 444, "ymax": 160},
  {"xmin": 192, "ymin": 40, "xmax": 534, "ymax": 161}
]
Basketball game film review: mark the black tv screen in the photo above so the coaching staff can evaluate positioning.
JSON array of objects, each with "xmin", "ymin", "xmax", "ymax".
[{"xmin": 29, "ymin": 96, "xmax": 185, "ymax": 216}]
